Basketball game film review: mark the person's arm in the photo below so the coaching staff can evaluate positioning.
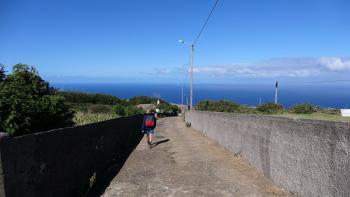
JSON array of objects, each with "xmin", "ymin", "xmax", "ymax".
[{"xmin": 153, "ymin": 114, "xmax": 157, "ymax": 128}]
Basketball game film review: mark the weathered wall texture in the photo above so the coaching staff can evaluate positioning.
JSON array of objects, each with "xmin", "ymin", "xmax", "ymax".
[
  {"xmin": 0, "ymin": 115, "xmax": 143, "ymax": 197},
  {"xmin": 185, "ymin": 110, "xmax": 350, "ymax": 197}
]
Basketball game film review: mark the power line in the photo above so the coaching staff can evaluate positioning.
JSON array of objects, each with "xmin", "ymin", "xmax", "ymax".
[{"xmin": 193, "ymin": 0, "xmax": 220, "ymax": 46}]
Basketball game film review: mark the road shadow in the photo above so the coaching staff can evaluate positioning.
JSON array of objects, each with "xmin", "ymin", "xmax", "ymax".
[
  {"xmin": 151, "ymin": 139, "xmax": 170, "ymax": 148},
  {"xmin": 84, "ymin": 133, "xmax": 144, "ymax": 197}
]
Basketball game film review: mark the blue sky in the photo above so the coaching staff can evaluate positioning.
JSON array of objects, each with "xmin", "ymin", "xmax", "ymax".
[{"xmin": 1, "ymin": 0, "xmax": 350, "ymax": 84}]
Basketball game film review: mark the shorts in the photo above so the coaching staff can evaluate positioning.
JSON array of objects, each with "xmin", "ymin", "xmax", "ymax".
[{"xmin": 145, "ymin": 129, "xmax": 154, "ymax": 135}]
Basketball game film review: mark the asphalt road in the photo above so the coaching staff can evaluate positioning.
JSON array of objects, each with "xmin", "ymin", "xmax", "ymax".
[{"xmin": 101, "ymin": 117, "xmax": 292, "ymax": 197}]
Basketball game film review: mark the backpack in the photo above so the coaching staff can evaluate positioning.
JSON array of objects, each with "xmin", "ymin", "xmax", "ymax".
[{"xmin": 145, "ymin": 114, "xmax": 155, "ymax": 127}]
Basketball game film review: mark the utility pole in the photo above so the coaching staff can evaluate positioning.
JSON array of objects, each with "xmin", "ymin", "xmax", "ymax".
[
  {"xmin": 190, "ymin": 45, "xmax": 194, "ymax": 109},
  {"xmin": 179, "ymin": 40, "xmax": 194, "ymax": 109},
  {"xmin": 274, "ymin": 81, "xmax": 278, "ymax": 104},
  {"xmin": 259, "ymin": 97, "xmax": 262, "ymax": 106},
  {"xmin": 178, "ymin": 0, "xmax": 219, "ymax": 109},
  {"xmin": 186, "ymin": 97, "xmax": 189, "ymax": 110},
  {"xmin": 181, "ymin": 85, "xmax": 184, "ymax": 107}
]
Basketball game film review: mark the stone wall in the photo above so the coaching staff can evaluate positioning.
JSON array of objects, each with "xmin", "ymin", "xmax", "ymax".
[
  {"xmin": 0, "ymin": 115, "xmax": 143, "ymax": 197},
  {"xmin": 185, "ymin": 110, "xmax": 350, "ymax": 197}
]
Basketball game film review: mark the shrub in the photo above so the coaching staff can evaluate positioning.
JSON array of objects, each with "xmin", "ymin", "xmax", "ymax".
[
  {"xmin": 290, "ymin": 103, "xmax": 315, "ymax": 114},
  {"xmin": 256, "ymin": 102, "xmax": 283, "ymax": 114},
  {"xmin": 315, "ymin": 107, "xmax": 340, "ymax": 115},
  {"xmin": 112, "ymin": 104, "xmax": 144, "ymax": 117},
  {"xmin": 158, "ymin": 103, "xmax": 180, "ymax": 114},
  {"xmin": 112, "ymin": 105, "xmax": 126, "ymax": 116},
  {"xmin": 58, "ymin": 91, "xmax": 125, "ymax": 105},
  {"xmin": 0, "ymin": 64, "xmax": 5, "ymax": 81},
  {"xmin": 73, "ymin": 111, "xmax": 116, "ymax": 126},
  {"xmin": 196, "ymin": 100, "xmax": 241, "ymax": 113},
  {"xmin": 123, "ymin": 105, "xmax": 144, "ymax": 116},
  {"xmin": 0, "ymin": 64, "xmax": 74, "ymax": 136},
  {"xmin": 88, "ymin": 104, "xmax": 112, "ymax": 113}
]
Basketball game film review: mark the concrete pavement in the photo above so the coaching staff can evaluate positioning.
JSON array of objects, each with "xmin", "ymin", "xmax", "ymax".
[{"xmin": 101, "ymin": 117, "xmax": 292, "ymax": 197}]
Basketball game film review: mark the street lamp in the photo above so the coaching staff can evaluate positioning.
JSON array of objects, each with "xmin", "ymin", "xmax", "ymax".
[{"xmin": 179, "ymin": 39, "xmax": 194, "ymax": 109}]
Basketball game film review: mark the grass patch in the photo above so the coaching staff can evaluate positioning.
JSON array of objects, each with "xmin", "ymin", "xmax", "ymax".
[
  {"xmin": 272, "ymin": 112, "xmax": 350, "ymax": 122},
  {"xmin": 74, "ymin": 111, "xmax": 118, "ymax": 126}
]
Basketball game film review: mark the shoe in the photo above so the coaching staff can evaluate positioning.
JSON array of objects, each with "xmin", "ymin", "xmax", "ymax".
[{"xmin": 148, "ymin": 141, "xmax": 152, "ymax": 148}]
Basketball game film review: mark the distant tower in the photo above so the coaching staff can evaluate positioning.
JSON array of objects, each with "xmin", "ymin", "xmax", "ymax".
[
  {"xmin": 181, "ymin": 85, "xmax": 184, "ymax": 106},
  {"xmin": 259, "ymin": 97, "xmax": 262, "ymax": 106},
  {"xmin": 186, "ymin": 97, "xmax": 189, "ymax": 110},
  {"xmin": 274, "ymin": 81, "xmax": 279, "ymax": 104}
]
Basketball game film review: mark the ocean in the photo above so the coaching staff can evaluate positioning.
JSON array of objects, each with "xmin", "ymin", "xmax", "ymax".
[{"xmin": 53, "ymin": 83, "xmax": 350, "ymax": 108}]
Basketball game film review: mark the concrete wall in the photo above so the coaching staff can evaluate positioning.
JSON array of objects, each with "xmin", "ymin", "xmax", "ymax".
[
  {"xmin": 0, "ymin": 115, "xmax": 143, "ymax": 197},
  {"xmin": 185, "ymin": 110, "xmax": 350, "ymax": 197}
]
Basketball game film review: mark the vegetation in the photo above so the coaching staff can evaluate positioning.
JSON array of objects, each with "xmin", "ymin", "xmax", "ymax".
[
  {"xmin": 273, "ymin": 113, "xmax": 350, "ymax": 122},
  {"xmin": 158, "ymin": 103, "xmax": 180, "ymax": 114},
  {"xmin": 0, "ymin": 64, "xmax": 5, "ymax": 81},
  {"xmin": 58, "ymin": 91, "xmax": 126, "ymax": 105},
  {"xmin": 0, "ymin": 64, "xmax": 180, "ymax": 134},
  {"xmin": 195, "ymin": 99, "xmax": 349, "ymax": 122},
  {"xmin": 129, "ymin": 96, "xmax": 180, "ymax": 115},
  {"xmin": 196, "ymin": 100, "xmax": 241, "ymax": 112},
  {"xmin": 290, "ymin": 103, "xmax": 316, "ymax": 114},
  {"xmin": 74, "ymin": 111, "xmax": 117, "ymax": 126},
  {"xmin": 129, "ymin": 96, "xmax": 168, "ymax": 105},
  {"xmin": 256, "ymin": 103, "xmax": 284, "ymax": 114},
  {"xmin": 112, "ymin": 104, "xmax": 144, "ymax": 117},
  {"xmin": 314, "ymin": 107, "xmax": 340, "ymax": 115},
  {"xmin": 0, "ymin": 64, "xmax": 74, "ymax": 136},
  {"xmin": 60, "ymin": 91, "xmax": 146, "ymax": 120}
]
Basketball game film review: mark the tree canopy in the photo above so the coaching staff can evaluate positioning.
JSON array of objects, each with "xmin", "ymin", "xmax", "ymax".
[
  {"xmin": 0, "ymin": 64, "xmax": 5, "ymax": 81},
  {"xmin": 58, "ymin": 91, "xmax": 126, "ymax": 105},
  {"xmin": 0, "ymin": 64, "xmax": 74, "ymax": 136}
]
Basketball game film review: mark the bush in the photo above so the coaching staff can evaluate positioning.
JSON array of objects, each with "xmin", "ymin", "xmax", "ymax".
[
  {"xmin": 290, "ymin": 103, "xmax": 315, "ymax": 114},
  {"xmin": 73, "ymin": 111, "xmax": 116, "ymax": 126},
  {"xmin": 58, "ymin": 91, "xmax": 125, "ymax": 105},
  {"xmin": 158, "ymin": 103, "xmax": 180, "ymax": 115},
  {"xmin": 196, "ymin": 100, "xmax": 241, "ymax": 113},
  {"xmin": 112, "ymin": 104, "xmax": 125, "ymax": 116},
  {"xmin": 256, "ymin": 103, "xmax": 283, "ymax": 114},
  {"xmin": 123, "ymin": 105, "xmax": 144, "ymax": 116},
  {"xmin": 0, "ymin": 64, "xmax": 74, "ymax": 136},
  {"xmin": 315, "ymin": 107, "xmax": 340, "ymax": 115},
  {"xmin": 112, "ymin": 104, "xmax": 144, "ymax": 117},
  {"xmin": 88, "ymin": 104, "xmax": 112, "ymax": 113},
  {"xmin": 0, "ymin": 64, "xmax": 5, "ymax": 81}
]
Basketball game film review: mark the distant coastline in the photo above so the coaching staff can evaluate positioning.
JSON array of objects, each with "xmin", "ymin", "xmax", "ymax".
[{"xmin": 53, "ymin": 83, "xmax": 350, "ymax": 108}]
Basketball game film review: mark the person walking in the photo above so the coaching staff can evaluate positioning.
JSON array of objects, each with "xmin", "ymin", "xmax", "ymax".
[{"xmin": 141, "ymin": 110, "xmax": 157, "ymax": 148}]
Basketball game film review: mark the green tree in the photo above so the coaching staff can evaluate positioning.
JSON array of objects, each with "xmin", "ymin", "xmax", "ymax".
[
  {"xmin": 112, "ymin": 104, "xmax": 144, "ymax": 117},
  {"xmin": 123, "ymin": 105, "xmax": 144, "ymax": 116},
  {"xmin": 0, "ymin": 64, "xmax": 5, "ymax": 81},
  {"xmin": 112, "ymin": 104, "xmax": 126, "ymax": 116},
  {"xmin": 58, "ymin": 91, "xmax": 125, "ymax": 105},
  {"xmin": 0, "ymin": 64, "xmax": 74, "ymax": 136}
]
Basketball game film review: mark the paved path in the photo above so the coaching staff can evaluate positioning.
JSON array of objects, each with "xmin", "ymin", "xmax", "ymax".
[{"xmin": 101, "ymin": 117, "xmax": 292, "ymax": 197}]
